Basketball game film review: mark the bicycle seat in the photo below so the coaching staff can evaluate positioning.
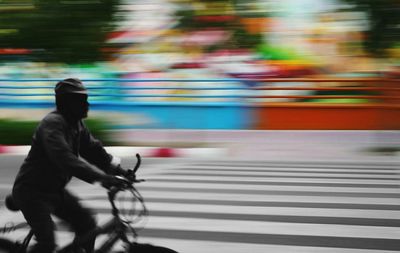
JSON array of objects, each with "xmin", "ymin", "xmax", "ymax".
[{"xmin": 5, "ymin": 194, "xmax": 20, "ymax": 212}]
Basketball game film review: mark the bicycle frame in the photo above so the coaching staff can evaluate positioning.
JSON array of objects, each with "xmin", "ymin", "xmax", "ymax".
[
  {"xmin": 59, "ymin": 185, "xmax": 144, "ymax": 253},
  {"xmin": 59, "ymin": 214, "xmax": 134, "ymax": 253}
]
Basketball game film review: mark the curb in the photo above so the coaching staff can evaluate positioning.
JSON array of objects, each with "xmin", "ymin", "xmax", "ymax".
[
  {"xmin": 106, "ymin": 146, "xmax": 228, "ymax": 158},
  {"xmin": 0, "ymin": 145, "xmax": 227, "ymax": 158}
]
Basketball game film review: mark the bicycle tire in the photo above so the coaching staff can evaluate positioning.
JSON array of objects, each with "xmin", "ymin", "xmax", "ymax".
[
  {"xmin": 0, "ymin": 238, "xmax": 19, "ymax": 253},
  {"xmin": 129, "ymin": 243, "xmax": 179, "ymax": 253}
]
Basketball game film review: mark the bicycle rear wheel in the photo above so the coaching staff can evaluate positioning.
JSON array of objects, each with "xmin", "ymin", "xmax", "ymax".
[{"xmin": 0, "ymin": 238, "xmax": 19, "ymax": 253}]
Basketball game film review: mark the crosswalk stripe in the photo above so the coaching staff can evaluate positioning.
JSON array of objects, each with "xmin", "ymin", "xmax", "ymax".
[
  {"xmin": 176, "ymin": 166, "xmax": 399, "ymax": 174},
  {"xmin": 193, "ymin": 161, "xmax": 400, "ymax": 169},
  {"xmin": 147, "ymin": 174, "xmax": 400, "ymax": 185},
  {"xmin": 136, "ymin": 185, "xmax": 400, "ymax": 198},
  {"xmin": 79, "ymin": 192, "xmax": 400, "ymax": 206},
  {"xmin": 132, "ymin": 181, "xmax": 400, "ymax": 194},
  {"xmin": 92, "ymin": 214, "xmax": 400, "ymax": 240},
  {"xmin": 162, "ymin": 171, "xmax": 400, "ymax": 180},
  {"xmin": 143, "ymin": 196, "xmax": 400, "ymax": 210},
  {"xmin": 146, "ymin": 178, "xmax": 400, "ymax": 188},
  {"xmin": 82, "ymin": 200, "xmax": 400, "ymax": 220}
]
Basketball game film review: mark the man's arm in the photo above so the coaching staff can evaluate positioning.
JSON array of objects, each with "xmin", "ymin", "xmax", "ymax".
[
  {"xmin": 79, "ymin": 121, "xmax": 123, "ymax": 175},
  {"xmin": 40, "ymin": 117, "xmax": 105, "ymax": 183}
]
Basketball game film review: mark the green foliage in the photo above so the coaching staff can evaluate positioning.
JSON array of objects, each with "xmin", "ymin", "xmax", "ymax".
[
  {"xmin": 84, "ymin": 118, "xmax": 113, "ymax": 145},
  {"xmin": 0, "ymin": 119, "xmax": 37, "ymax": 145},
  {"xmin": 0, "ymin": 118, "xmax": 112, "ymax": 145},
  {"xmin": 231, "ymin": 25, "xmax": 263, "ymax": 49},
  {"xmin": 340, "ymin": 0, "xmax": 400, "ymax": 57},
  {"xmin": 174, "ymin": 0, "xmax": 264, "ymax": 50},
  {"xmin": 257, "ymin": 44, "xmax": 304, "ymax": 60},
  {"xmin": 0, "ymin": 0, "xmax": 120, "ymax": 63}
]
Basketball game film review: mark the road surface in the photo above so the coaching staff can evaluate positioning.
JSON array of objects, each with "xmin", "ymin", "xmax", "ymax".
[{"xmin": 0, "ymin": 155, "xmax": 400, "ymax": 252}]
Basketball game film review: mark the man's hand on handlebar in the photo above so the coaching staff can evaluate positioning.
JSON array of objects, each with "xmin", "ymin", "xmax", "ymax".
[
  {"xmin": 102, "ymin": 154, "xmax": 144, "ymax": 189},
  {"xmin": 100, "ymin": 175, "xmax": 128, "ymax": 189},
  {"xmin": 115, "ymin": 165, "xmax": 130, "ymax": 176},
  {"xmin": 113, "ymin": 165, "xmax": 138, "ymax": 182}
]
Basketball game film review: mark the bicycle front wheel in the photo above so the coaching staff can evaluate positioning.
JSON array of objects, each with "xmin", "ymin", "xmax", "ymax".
[
  {"xmin": 0, "ymin": 238, "xmax": 19, "ymax": 253},
  {"xmin": 129, "ymin": 243, "xmax": 179, "ymax": 253}
]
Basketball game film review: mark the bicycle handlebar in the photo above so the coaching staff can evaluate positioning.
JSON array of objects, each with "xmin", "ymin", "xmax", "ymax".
[
  {"xmin": 107, "ymin": 153, "xmax": 145, "ymax": 209},
  {"xmin": 133, "ymin": 153, "xmax": 141, "ymax": 174}
]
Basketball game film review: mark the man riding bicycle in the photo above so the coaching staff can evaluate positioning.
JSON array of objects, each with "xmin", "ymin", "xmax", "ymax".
[{"xmin": 11, "ymin": 78, "xmax": 126, "ymax": 253}]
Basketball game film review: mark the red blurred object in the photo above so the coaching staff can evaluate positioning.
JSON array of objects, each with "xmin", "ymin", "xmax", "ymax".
[
  {"xmin": 151, "ymin": 148, "xmax": 178, "ymax": 158},
  {"xmin": 386, "ymin": 67, "xmax": 400, "ymax": 79},
  {"xmin": 0, "ymin": 145, "xmax": 8, "ymax": 153},
  {"xmin": 208, "ymin": 49, "xmax": 251, "ymax": 57},
  {"xmin": 195, "ymin": 15, "xmax": 236, "ymax": 23},
  {"xmin": 0, "ymin": 48, "xmax": 31, "ymax": 54},
  {"xmin": 170, "ymin": 62, "xmax": 205, "ymax": 69}
]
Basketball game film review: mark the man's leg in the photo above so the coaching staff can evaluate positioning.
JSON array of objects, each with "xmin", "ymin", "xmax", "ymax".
[
  {"xmin": 54, "ymin": 190, "xmax": 97, "ymax": 253},
  {"xmin": 13, "ymin": 191, "xmax": 57, "ymax": 253}
]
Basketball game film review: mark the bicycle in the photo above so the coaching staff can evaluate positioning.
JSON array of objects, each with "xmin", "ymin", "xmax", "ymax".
[{"xmin": 0, "ymin": 154, "xmax": 178, "ymax": 253}]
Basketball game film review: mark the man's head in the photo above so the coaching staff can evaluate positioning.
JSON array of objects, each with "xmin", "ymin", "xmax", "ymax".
[{"xmin": 55, "ymin": 78, "xmax": 89, "ymax": 120}]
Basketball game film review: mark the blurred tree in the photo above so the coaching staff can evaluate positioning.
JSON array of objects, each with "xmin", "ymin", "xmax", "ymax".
[
  {"xmin": 173, "ymin": 0, "xmax": 265, "ymax": 51},
  {"xmin": 0, "ymin": 0, "xmax": 120, "ymax": 63},
  {"xmin": 340, "ymin": 0, "xmax": 400, "ymax": 57}
]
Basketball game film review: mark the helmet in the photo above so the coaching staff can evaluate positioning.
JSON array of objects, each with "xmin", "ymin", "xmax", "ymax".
[{"xmin": 55, "ymin": 78, "xmax": 88, "ymax": 95}]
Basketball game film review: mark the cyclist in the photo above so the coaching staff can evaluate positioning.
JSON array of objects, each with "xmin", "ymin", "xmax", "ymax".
[{"xmin": 11, "ymin": 78, "xmax": 126, "ymax": 253}]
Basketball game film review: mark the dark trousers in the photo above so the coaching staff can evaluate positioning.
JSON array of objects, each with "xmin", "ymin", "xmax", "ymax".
[{"xmin": 12, "ymin": 188, "xmax": 96, "ymax": 253}]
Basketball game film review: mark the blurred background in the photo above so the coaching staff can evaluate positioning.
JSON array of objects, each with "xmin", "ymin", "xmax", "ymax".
[
  {"xmin": 0, "ymin": 0, "xmax": 399, "ymax": 149},
  {"xmin": 1, "ymin": 3, "xmax": 400, "ymax": 251}
]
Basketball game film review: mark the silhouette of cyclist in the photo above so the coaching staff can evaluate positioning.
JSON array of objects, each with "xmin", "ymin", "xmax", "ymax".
[{"xmin": 11, "ymin": 78, "xmax": 126, "ymax": 253}]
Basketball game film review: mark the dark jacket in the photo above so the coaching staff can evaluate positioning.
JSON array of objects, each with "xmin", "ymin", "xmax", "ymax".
[{"xmin": 13, "ymin": 111, "xmax": 112, "ymax": 193}]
